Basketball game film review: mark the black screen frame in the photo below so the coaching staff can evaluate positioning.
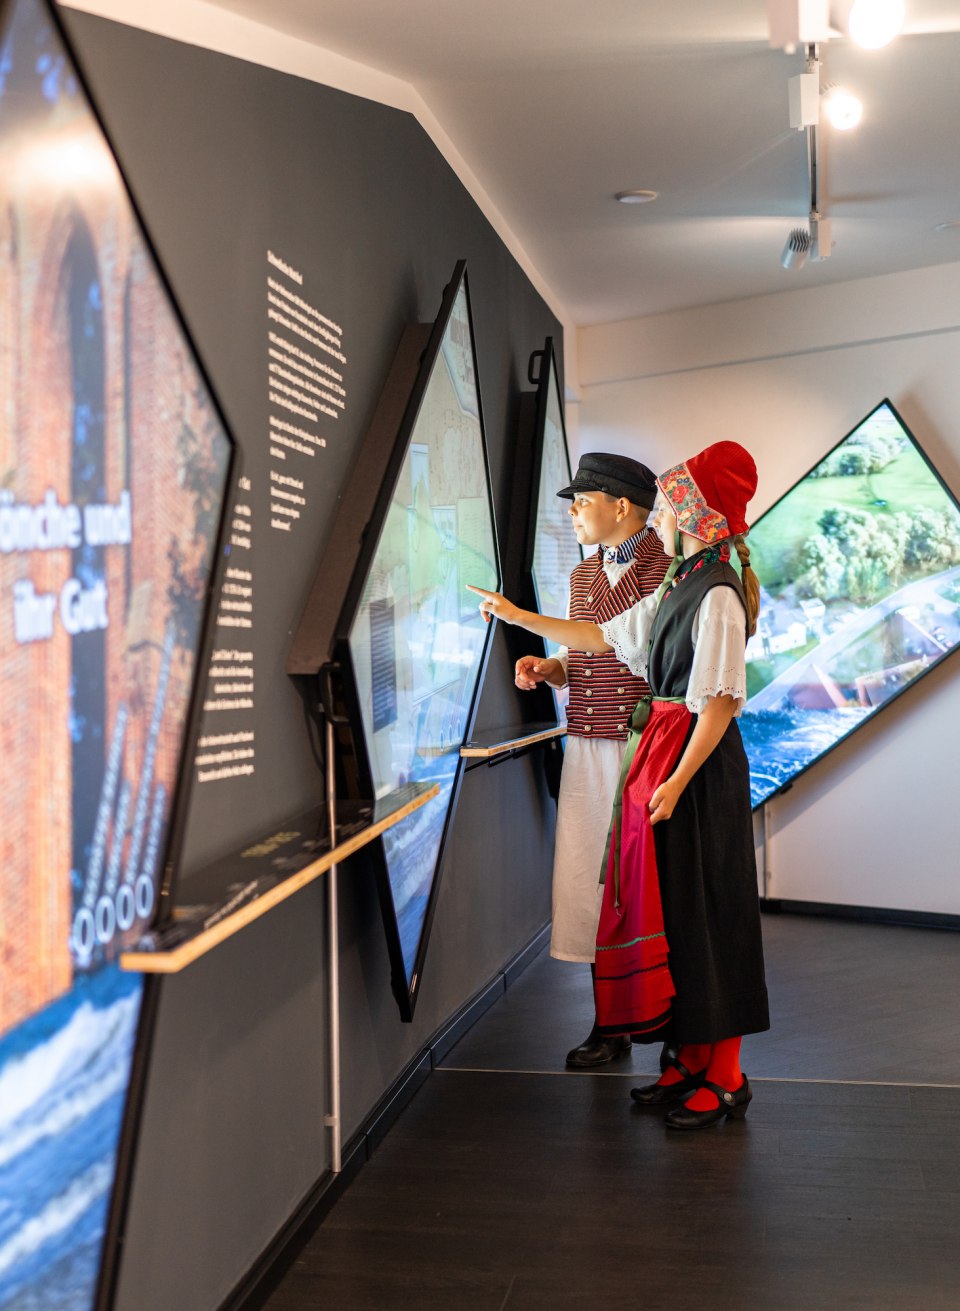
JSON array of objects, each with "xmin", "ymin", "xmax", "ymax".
[
  {"xmin": 503, "ymin": 337, "xmax": 581, "ymax": 734},
  {"xmin": 0, "ymin": 2, "xmax": 239, "ymax": 1306},
  {"xmin": 333, "ymin": 260, "xmax": 502, "ymax": 1020},
  {"xmin": 743, "ymin": 396, "xmax": 960, "ymax": 810}
]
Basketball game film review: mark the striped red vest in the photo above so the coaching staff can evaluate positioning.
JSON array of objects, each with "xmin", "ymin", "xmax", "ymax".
[{"xmin": 566, "ymin": 529, "xmax": 670, "ymax": 741}]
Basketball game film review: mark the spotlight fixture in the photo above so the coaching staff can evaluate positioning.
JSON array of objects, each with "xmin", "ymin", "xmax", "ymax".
[
  {"xmin": 810, "ymin": 213, "xmax": 832, "ymax": 259},
  {"xmin": 781, "ymin": 227, "xmax": 811, "ymax": 270},
  {"xmin": 615, "ymin": 190, "xmax": 658, "ymax": 204},
  {"xmin": 788, "ymin": 71, "xmax": 821, "ymax": 129},
  {"xmin": 822, "ymin": 84, "xmax": 863, "ymax": 129},
  {"xmin": 848, "ymin": 0, "xmax": 904, "ymax": 48}
]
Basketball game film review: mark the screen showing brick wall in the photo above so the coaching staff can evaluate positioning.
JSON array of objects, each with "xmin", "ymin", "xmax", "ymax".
[{"xmin": 0, "ymin": 0, "xmax": 233, "ymax": 1306}]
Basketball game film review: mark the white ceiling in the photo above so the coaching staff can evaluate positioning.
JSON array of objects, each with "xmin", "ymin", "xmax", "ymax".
[{"xmin": 209, "ymin": 0, "xmax": 960, "ymax": 325}]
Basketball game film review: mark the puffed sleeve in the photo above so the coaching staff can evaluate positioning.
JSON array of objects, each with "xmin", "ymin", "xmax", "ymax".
[
  {"xmin": 687, "ymin": 585, "xmax": 748, "ymax": 715},
  {"xmin": 599, "ymin": 593, "xmax": 658, "ymax": 678}
]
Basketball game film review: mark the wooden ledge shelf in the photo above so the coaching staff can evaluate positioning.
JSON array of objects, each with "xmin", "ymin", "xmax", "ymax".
[
  {"xmin": 460, "ymin": 722, "xmax": 566, "ymax": 759},
  {"xmin": 120, "ymin": 781, "xmax": 439, "ymax": 975}
]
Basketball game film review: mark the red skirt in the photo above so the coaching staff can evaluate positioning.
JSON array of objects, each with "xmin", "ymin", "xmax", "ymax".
[{"xmin": 594, "ymin": 700, "xmax": 691, "ymax": 1037}]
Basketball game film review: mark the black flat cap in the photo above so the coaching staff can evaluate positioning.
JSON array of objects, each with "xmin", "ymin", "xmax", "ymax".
[{"xmin": 557, "ymin": 452, "xmax": 658, "ymax": 509}]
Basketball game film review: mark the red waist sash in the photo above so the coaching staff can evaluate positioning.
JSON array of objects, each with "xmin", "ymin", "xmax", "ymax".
[{"xmin": 594, "ymin": 699, "xmax": 691, "ymax": 1037}]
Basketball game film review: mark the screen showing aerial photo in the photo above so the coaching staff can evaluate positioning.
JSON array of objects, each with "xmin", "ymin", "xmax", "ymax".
[
  {"xmin": 0, "ymin": 0, "xmax": 233, "ymax": 1305},
  {"xmin": 347, "ymin": 276, "xmax": 498, "ymax": 988},
  {"xmin": 740, "ymin": 401, "xmax": 960, "ymax": 808},
  {"xmin": 531, "ymin": 346, "xmax": 582, "ymax": 717}
]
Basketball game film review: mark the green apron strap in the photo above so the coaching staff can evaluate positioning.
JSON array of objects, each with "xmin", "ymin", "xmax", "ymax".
[
  {"xmin": 600, "ymin": 695, "xmax": 651, "ymax": 904},
  {"xmin": 653, "ymin": 548, "xmax": 684, "ymax": 605}
]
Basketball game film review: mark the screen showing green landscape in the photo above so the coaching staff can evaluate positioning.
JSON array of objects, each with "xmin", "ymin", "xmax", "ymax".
[
  {"xmin": 531, "ymin": 345, "xmax": 582, "ymax": 660},
  {"xmin": 346, "ymin": 274, "xmax": 498, "ymax": 991},
  {"xmin": 740, "ymin": 400, "xmax": 960, "ymax": 807}
]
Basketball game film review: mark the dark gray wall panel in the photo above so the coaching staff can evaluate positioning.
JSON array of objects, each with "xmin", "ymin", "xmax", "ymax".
[{"xmin": 63, "ymin": 12, "xmax": 558, "ymax": 1310}]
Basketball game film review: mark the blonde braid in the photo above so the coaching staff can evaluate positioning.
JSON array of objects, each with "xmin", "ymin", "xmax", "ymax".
[{"xmin": 733, "ymin": 535, "xmax": 760, "ymax": 637}]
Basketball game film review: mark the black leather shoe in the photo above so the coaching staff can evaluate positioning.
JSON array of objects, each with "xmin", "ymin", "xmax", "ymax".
[
  {"xmin": 664, "ymin": 1076, "xmax": 752, "ymax": 1129},
  {"xmin": 565, "ymin": 1029, "xmax": 631, "ymax": 1068},
  {"xmin": 630, "ymin": 1059, "xmax": 706, "ymax": 1106},
  {"xmin": 659, "ymin": 1041, "xmax": 680, "ymax": 1072}
]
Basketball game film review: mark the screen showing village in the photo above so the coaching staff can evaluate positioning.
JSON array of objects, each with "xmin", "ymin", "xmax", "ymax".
[{"xmin": 740, "ymin": 401, "xmax": 960, "ymax": 807}]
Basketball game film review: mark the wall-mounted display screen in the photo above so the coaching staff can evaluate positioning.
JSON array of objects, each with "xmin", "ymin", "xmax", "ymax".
[
  {"xmin": 529, "ymin": 338, "xmax": 582, "ymax": 719},
  {"xmin": 0, "ymin": 0, "xmax": 234, "ymax": 1306},
  {"xmin": 341, "ymin": 263, "xmax": 498, "ymax": 1018},
  {"xmin": 740, "ymin": 400, "xmax": 960, "ymax": 808}
]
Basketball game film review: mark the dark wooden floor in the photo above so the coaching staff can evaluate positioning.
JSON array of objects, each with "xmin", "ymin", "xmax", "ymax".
[{"xmin": 262, "ymin": 914, "xmax": 960, "ymax": 1310}]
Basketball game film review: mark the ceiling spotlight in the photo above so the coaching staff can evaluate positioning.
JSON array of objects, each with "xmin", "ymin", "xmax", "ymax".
[
  {"xmin": 822, "ymin": 85, "xmax": 863, "ymax": 130},
  {"xmin": 810, "ymin": 214, "xmax": 832, "ymax": 260},
  {"xmin": 615, "ymin": 190, "xmax": 658, "ymax": 204},
  {"xmin": 848, "ymin": 0, "xmax": 904, "ymax": 49},
  {"xmin": 781, "ymin": 227, "xmax": 811, "ymax": 270}
]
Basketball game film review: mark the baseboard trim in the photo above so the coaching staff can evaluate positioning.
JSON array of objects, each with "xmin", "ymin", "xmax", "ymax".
[
  {"xmin": 222, "ymin": 920, "xmax": 550, "ymax": 1311},
  {"xmin": 429, "ymin": 974, "xmax": 506, "ymax": 1069},
  {"xmin": 218, "ymin": 1133, "xmax": 366, "ymax": 1311},
  {"xmin": 504, "ymin": 922, "xmax": 551, "ymax": 989},
  {"xmin": 760, "ymin": 897, "xmax": 960, "ymax": 932}
]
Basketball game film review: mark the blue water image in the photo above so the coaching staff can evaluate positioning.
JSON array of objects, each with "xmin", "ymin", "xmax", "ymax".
[
  {"xmin": 383, "ymin": 773, "xmax": 457, "ymax": 983},
  {"xmin": 0, "ymin": 967, "xmax": 143, "ymax": 1311},
  {"xmin": 740, "ymin": 705, "xmax": 870, "ymax": 808}
]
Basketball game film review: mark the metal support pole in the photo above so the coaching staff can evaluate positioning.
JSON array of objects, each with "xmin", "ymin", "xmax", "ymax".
[
  {"xmin": 323, "ymin": 713, "xmax": 342, "ymax": 1173},
  {"xmin": 805, "ymin": 43, "xmax": 823, "ymax": 226}
]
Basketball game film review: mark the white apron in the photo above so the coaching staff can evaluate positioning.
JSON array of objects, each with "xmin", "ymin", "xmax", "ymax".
[{"xmin": 549, "ymin": 734, "xmax": 627, "ymax": 962}]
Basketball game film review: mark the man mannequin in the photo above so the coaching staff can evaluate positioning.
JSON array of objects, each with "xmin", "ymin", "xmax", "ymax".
[{"xmin": 514, "ymin": 453, "xmax": 670, "ymax": 1068}]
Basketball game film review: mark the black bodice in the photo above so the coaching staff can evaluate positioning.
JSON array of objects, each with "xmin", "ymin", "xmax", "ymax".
[{"xmin": 646, "ymin": 548, "xmax": 746, "ymax": 700}]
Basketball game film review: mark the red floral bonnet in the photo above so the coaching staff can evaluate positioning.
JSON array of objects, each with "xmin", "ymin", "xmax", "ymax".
[{"xmin": 656, "ymin": 441, "xmax": 758, "ymax": 544}]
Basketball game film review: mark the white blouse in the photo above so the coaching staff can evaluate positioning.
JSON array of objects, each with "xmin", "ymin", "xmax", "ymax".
[{"xmin": 600, "ymin": 585, "xmax": 748, "ymax": 716}]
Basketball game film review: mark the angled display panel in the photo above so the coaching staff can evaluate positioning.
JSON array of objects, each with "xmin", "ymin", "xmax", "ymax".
[
  {"xmin": 741, "ymin": 399, "xmax": 960, "ymax": 808},
  {"xmin": 0, "ymin": 1, "xmax": 234, "ymax": 1307},
  {"xmin": 527, "ymin": 337, "xmax": 582, "ymax": 721},
  {"xmin": 338, "ymin": 262, "xmax": 499, "ymax": 1019}
]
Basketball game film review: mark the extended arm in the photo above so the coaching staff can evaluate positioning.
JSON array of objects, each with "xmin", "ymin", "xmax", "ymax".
[{"xmin": 466, "ymin": 585, "xmax": 611, "ymax": 653}]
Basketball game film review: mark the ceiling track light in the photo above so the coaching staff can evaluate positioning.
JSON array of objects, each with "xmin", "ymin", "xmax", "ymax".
[
  {"xmin": 767, "ymin": 1, "xmax": 904, "ymax": 52},
  {"xmin": 781, "ymin": 210, "xmax": 833, "ymax": 272},
  {"xmin": 779, "ymin": 43, "xmax": 840, "ymax": 270},
  {"xmin": 781, "ymin": 227, "xmax": 812, "ymax": 269},
  {"xmin": 822, "ymin": 83, "xmax": 863, "ymax": 130},
  {"xmin": 771, "ymin": 0, "xmax": 895, "ymax": 271},
  {"xmin": 847, "ymin": 0, "xmax": 904, "ymax": 49},
  {"xmin": 810, "ymin": 213, "xmax": 832, "ymax": 259}
]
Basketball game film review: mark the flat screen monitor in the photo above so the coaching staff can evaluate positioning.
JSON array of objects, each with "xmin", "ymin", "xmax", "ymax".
[
  {"xmin": 527, "ymin": 337, "xmax": 582, "ymax": 721},
  {"xmin": 740, "ymin": 399, "xmax": 960, "ymax": 808},
  {"xmin": 0, "ymin": 0, "xmax": 235, "ymax": 1306},
  {"xmin": 338, "ymin": 262, "xmax": 499, "ymax": 1019}
]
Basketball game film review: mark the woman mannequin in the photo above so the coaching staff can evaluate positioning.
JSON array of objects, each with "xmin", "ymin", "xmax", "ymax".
[{"xmin": 469, "ymin": 441, "xmax": 769, "ymax": 1129}]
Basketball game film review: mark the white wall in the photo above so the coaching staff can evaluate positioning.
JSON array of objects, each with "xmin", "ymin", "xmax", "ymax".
[{"xmin": 577, "ymin": 262, "xmax": 960, "ymax": 915}]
